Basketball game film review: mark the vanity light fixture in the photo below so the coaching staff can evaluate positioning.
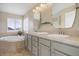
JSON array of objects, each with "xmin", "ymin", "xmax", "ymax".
[
  {"xmin": 33, "ymin": 3, "xmax": 47, "ymax": 12},
  {"xmin": 33, "ymin": 7, "xmax": 40, "ymax": 13},
  {"xmin": 40, "ymin": 4, "xmax": 44, "ymax": 7},
  {"xmin": 36, "ymin": 7, "xmax": 40, "ymax": 10}
]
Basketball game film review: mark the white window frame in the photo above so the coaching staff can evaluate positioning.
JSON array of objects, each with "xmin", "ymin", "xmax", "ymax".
[
  {"xmin": 7, "ymin": 17, "xmax": 22, "ymax": 32},
  {"xmin": 64, "ymin": 9, "xmax": 76, "ymax": 28}
]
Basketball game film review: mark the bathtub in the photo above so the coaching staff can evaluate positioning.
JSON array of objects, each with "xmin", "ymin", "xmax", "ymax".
[
  {"xmin": 0, "ymin": 36, "xmax": 25, "ymax": 42},
  {"xmin": 0, "ymin": 36, "xmax": 25, "ymax": 55}
]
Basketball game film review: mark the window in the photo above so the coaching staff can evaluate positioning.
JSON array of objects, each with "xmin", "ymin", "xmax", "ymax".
[
  {"xmin": 7, "ymin": 17, "xmax": 22, "ymax": 32},
  {"xmin": 65, "ymin": 10, "xmax": 76, "ymax": 28},
  {"xmin": 15, "ymin": 19, "xmax": 22, "ymax": 30},
  {"xmin": 23, "ymin": 17, "xmax": 29, "ymax": 32},
  {"xmin": 8, "ymin": 17, "xmax": 15, "ymax": 31},
  {"xmin": 23, "ymin": 17, "xmax": 34, "ymax": 32}
]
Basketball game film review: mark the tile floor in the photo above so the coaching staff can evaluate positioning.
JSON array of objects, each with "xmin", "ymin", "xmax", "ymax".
[{"xmin": 0, "ymin": 48, "xmax": 31, "ymax": 56}]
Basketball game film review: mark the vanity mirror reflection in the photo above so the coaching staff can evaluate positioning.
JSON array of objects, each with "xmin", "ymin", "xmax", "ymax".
[
  {"xmin": 33, "ymin": 4, "xmax": 53, "ymax": 32},
  {"xmin": 52, "ymin": 3, "xmax": 76, "ymax": 28},
  {"xmin": 33, "ymin": 7, "xmax": 41, "ymax": 31}
]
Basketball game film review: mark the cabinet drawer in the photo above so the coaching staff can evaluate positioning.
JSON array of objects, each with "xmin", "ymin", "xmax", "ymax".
[
  {"xmin": 32, "ymin": 36, "xmax": 38, "ymax": 42},
  {"xmin": 51, "ymin": 41, "xmax": 54, "ymax": 52},
  {"xmin": 54, "ymin": 42, "xmax": 79, "ymax": 56},
  {"xmin": 39, "ymin": 38, "xmax": 50, "ymax": 47},
  {"xmin": 51, "ymin": 52, "xmax": 55, "ymax": 56},
  {"xmin": 25, "ymin": 34, "xmax": 28, "ymax": 39},
  {"xmin": 32, "ymin": 40, "xmax": 38, "ymax": 47},
  {"xmin": 32, "ymin": 46, "xmax": 38, "ymax": 56},
  {"xmin": 28, "ymin": 35, "xmax": 31, "ymax": 39},
  {"xmin": 39, "ymin": 44, "xmax": 50, "ymax": 56},
  {"xmin": 28, "ymin": 39, "xmax": 32, "ymax": 51},
  {"xmin": 54, "ymin": 51, "xmax": 66, "ymax": 56}
]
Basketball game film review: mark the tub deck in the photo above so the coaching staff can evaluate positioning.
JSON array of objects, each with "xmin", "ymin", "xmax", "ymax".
[{"xmin": 0, "ymin": 40, "xmax": 31, "ymax": 56}]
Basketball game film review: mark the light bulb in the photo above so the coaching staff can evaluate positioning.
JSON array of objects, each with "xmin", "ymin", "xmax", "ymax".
[
  {"xmin": 36, "ymin": 7, "xmax": 40, "ymax": 10},
  {"xmin": 40, "ymin": 4, "xmax": 44, "ymax": 7},
  {"xmin": 33, "ymin": 9, "xmax": 36, "ymax": 12}
]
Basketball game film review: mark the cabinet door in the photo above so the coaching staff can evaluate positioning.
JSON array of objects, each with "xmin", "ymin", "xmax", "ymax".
[
  {"xmin": 39, "ymin": 44, "xmax": 50, "ymax": 56},
  {"xmin": 32, "ymin": 36, "xmax": 39, "ymax": 56},
  {"xmin": 54, "ymin": 42, "xmax": 79, "ymax": 56},
  {"xmin": 28, "ymin": 35, "xmax": 32, "ymax": 51},
  {"xmin": 24, "ymin": 34, "xmax": 28, "ymax": 48},
  {"xmin": 51, "ymin": 52, "xmax": 55, "ymax": 56},
  {"xmin": 32, "ymin": 46, "xmax": 38, "ymax": 56},
  {"xmin": 39, "ymin": 38, "xmax": 50, "ymax": 47},
  {"xmin": 54, "ymin": 51, "xmax": 66, "ymax": 56},
  {"xmin": 32, "ymin": 36, "xmax": 38, "ymax": 42},
  {"xmin": 51, "ymin": 41, "xmax": 55, "ymax": 56}
]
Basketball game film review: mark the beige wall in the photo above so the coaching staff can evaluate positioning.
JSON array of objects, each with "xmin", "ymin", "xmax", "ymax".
[{"xmin": 0, "ymin": 12, "xmax": 23, "ymax": 35}]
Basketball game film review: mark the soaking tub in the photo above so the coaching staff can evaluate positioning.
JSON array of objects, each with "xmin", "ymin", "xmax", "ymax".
[{"xmin": 0, "ymin": 36, "xmax": 25, "ymax": 55}]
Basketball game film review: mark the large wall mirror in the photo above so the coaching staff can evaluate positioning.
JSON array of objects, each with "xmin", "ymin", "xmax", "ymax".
[{"xmin": 52, "ymin": 3, "xmax": 76, "ymax": 28}]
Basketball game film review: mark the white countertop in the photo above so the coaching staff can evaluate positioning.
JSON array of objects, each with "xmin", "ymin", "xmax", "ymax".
[{"xmin": 27, "ymin": 32, "xmax": 79, "ymax": 48}]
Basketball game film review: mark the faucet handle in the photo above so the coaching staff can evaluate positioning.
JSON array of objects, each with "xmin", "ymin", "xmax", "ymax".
[
  {"xmin": 59, "ymin": 31, "xmax": 64, "ymax": 34},
  {"xmin": 62, "ymin": 31, "xmax": 64, "ymax": 34}
]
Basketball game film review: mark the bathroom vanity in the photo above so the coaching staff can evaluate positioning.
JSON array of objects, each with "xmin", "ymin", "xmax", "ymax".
[
  {"xmin": 24, "ymin": 32, "xmax": 79, "ymax": 56},
  {"xmin": 24, "ymin": 3, "xmax": 79, "ymax": 56}
]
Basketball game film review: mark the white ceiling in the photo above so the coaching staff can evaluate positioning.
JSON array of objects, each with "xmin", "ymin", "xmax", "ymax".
[{"xmin": 0, "ymin": 3, "xmax": 36, "ymax": 15}]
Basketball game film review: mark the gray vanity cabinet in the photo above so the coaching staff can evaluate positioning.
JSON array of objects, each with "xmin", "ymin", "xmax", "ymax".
[
  {"xmin": 26, "ymin": 34, "xmax": 79, "ymax": 56},
  {"xmin": 27, "ymin": 35, "xmax": 32, "ymax": 52},
  {"xmin": 39, "ymin": 38, "xmax": 51, "ymax": 56}
]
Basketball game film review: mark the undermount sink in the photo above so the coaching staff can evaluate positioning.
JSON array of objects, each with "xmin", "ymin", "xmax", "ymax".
[{"xmin": 47, "ymin": 34, "xmax": 70, "ymax": 38}]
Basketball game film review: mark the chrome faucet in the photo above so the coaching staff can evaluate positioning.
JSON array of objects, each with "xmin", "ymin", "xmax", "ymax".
[
  {"xmin": 59, "ymin": 31, "xmax": 64, "ymax": 35},
  {"xmin": 58, "ymin": 28, "xmax": 64, "ymax": 35}
]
